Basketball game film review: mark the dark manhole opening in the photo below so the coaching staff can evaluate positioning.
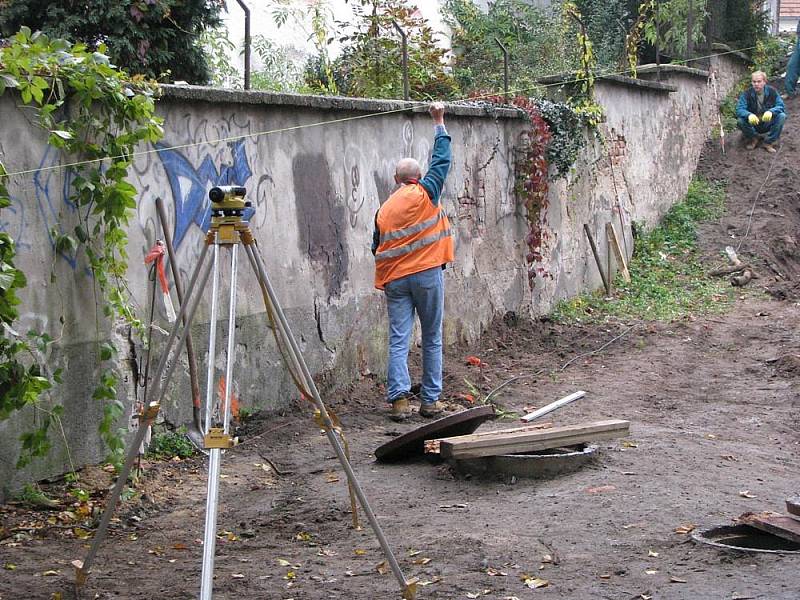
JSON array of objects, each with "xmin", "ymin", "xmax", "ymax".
[
  {"xmin": 454, "ymin": 443, "xmax": 598, "ymax": 480},
  {"xmin": 693, "ymin": 524, "xmax": 800, "ymax": 554}
]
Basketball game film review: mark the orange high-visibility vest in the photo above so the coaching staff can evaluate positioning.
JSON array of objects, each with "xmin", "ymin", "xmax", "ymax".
[{"xmin": 374, "ymin": 182, "xmax": 454, "ymax": 290}]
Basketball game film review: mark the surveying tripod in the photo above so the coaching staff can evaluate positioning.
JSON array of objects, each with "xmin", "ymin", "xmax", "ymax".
[{"xmin": 75, "ymin": 186, "xmax": 416, "ymax": 599}]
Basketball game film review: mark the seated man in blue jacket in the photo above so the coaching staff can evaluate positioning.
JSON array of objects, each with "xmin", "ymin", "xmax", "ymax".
[{"xmin": 736, "ymin": 70, "xmax": 786, "ymax": 154}]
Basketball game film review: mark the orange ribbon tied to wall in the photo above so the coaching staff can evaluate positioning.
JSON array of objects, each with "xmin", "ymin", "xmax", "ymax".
[{"xmin": 144, "ymin": 240, "xmax": 176, "ymax": 322}]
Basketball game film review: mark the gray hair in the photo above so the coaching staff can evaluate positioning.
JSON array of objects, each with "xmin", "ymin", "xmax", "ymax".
[{"xmin": 395, "ymin": 158, "xmax": 421, "ymax": 183}]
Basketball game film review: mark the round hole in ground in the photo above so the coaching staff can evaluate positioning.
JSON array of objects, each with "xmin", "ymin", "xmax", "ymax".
[{"xmin": 693, "ymin": 524, "xmax": 800, "ymax": 554}]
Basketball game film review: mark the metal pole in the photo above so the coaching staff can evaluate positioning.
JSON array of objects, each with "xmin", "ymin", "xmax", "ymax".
[
  {"xmin": 203, "ymin": 245, "xmax": 221, "ymax": 435},
  {"xmin": 235, "ymin": 0, "xmax": 251, "ymax": 89},
  {"xmin": 654, "ymin": 0, "xmax": 661, "ymax": 80},
  {"xmin": 246, "ymin": 241, "xmax": 412, "ymax": 593},
  {"xmin": 77, "ymin": 244, "xmax": 213, "ymax": 586},
  {"xmin": 392, "ymin": 20, "xmax": 409, "ymax": 101},
  {"xmin": 155, "ymin": 197, "xmax": 203, "ymax": 436},
  {"xmin": 495, "ymin": 37, "xmax": 509, "ymax": 101},
  {"xmin": 200, "ymin": 245, "xmax": 238, "ymax": 600},
  {"xmin": 520, "ymin": 391, "xmax": 586, "ymax": 423},
  {"xmin": 583, "ymin": 223, "xmax": 610, "ymax": 296}
]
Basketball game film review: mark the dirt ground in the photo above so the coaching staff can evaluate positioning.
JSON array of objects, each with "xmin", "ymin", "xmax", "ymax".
[{"xmin": 3, "ymin": 102, "xmax": 800, "ymax": 600}]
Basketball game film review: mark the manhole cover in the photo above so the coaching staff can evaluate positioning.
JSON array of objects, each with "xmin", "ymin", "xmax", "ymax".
[
  {"xmin": 692, "ymin": 524, "xmax": 800, "ymax": 554},
  {"xmin": 375, "ymin": 406, "xmax": 495, "ymax": 462},
  {"xmin": 454, "ymin": 443, "xmax": 598, "ymax": 479}
]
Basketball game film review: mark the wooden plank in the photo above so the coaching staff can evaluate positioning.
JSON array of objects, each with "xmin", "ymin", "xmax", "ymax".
[
  {"xmin": 606, "ymin": 222, "xmax": 631, "ymax": 282},
  {"xmin": 583, "ymin": 224, "xmax": 610, "ymax": 295},
  {"xmin": 439, "ymin": 419, "xmax": 630, "ymax": 460},
  {"xmin": 787, "ymin": 496, "xmax": 800, "ymax": 518},
  {"xmin": 739, "ymin": 512, "xmax": 800, "ymax": 545},
  {"xmin": 425, "ymin": 423, "xmax": 552, "ymax": 455}
]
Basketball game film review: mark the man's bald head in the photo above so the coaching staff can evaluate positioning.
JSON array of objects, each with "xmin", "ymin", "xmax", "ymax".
[{"xmin": 394, "ymin": 158, "xmax": 422, "ymax": 184}]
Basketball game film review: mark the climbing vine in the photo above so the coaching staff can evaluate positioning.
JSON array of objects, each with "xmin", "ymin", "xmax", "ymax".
[
  {"xmin": 563, "ymin": 1, "xmax": 604, "ymax": 127},
  {"xmin": 625, "ymin": 1, "xmax": 655, "ymax": 78},
  {"xmin": 0, "ymin": 28, "xmax": 163, "ymax": 468}
]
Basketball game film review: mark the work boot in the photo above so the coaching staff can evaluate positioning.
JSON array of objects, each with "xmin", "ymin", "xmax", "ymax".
[
  {"xmin": 763, "ymin": 143, "xmax": 777, "ymax": 154},
  {"xmin": 389, "ymin": 396, "xmax": 412, "ymax": 422},
  {"xmin": 419, "ymin": 401, "xmax": 445, "ymax": 418},
  {"xmin": 745, "ymin": 138, "xmax": 759, "ymax": 150}
]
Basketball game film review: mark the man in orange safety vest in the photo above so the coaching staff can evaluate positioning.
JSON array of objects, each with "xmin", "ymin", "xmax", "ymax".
[{"xmin": 372, "ymin": 102, "xmax": 454, "ymax": 422}]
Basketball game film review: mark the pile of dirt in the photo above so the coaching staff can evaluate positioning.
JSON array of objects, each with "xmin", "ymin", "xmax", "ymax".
[{"xmin": 696, "ymin": 94, "xmax": 800, "ymax": 299}]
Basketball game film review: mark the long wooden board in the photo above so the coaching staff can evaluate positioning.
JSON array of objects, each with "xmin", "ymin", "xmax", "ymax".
[
  {"xmin": 438, "ymin": 419, "xmax": 630, "ymax": 460},
  {"xmin": 739, "ymin": 512, "xmax": 800, "ymax": 545}
]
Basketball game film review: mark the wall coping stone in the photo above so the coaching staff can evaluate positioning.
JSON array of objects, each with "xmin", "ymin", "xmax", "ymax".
[
  {"xmin": 636, "ymin": 63, "xmax": 710, "ymax": 79},
  {"xmin": 711, "ymin": 42, "xmax": 752, "ymax": 63},
  {"xmin": 159, "ymin": 84, "xmax": 525, "ymax": 119},
  {"xmin": 538, "ymin": 72, "xmax": 677, "ymax": 93}
]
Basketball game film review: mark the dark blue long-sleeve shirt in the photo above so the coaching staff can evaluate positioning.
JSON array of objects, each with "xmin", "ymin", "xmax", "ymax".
[{"xmin": 372, "ymin": 125, "xmax": 452, "ymax": 255}]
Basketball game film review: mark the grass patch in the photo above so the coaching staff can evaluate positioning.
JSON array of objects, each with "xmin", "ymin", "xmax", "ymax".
[
  {"xmin": 552, "ymin": 179, "xmax": 736, "ymax": 323},
  {"xmin": 147, "ymin": 427, "xmax": 195, "ymax": 459}
]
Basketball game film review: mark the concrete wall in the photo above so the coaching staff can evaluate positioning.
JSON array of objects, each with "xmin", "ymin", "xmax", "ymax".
[{"xmin": 0, "ymin": 52, "xmax": 747, "ymax": 498}]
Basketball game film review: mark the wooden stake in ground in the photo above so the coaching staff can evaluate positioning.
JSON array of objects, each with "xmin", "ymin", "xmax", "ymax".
[
  {"xmin": 437, "ymin": 419, "xmax": 630, "ymax": 460},
  {"xmin": 606, "ymin": 222, "xmax": 631, "ymax": 282},
  {"xmin": 583, "ymin": 224, "xmax": 611, "ymax": 295}
]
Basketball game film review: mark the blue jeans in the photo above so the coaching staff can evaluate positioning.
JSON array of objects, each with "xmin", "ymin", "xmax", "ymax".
[
  {"xmin": 786, "ymin": 42, "xmax": 800, "ymax": 96},
  {"xmin": 737, "ymin": 113, "xmax": 786, "ymax": 144},
  {"xmin": 384, "ymin": 266, "xmax": 444, "ymax": 405}
]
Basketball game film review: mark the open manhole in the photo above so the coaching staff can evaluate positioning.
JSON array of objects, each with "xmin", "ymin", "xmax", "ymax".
[
  {"xmin": 692, "ymin": 524, "xmax": 800, "ymax": 554},
  {"xmin": 454, "ymin": 443, "xmax": 598, "ymax": 479}
]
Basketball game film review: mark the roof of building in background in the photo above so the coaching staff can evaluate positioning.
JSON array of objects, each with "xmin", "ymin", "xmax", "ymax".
[{"xmin": 782, "ymin": 0, "xmax": 800, "ymax": 17}]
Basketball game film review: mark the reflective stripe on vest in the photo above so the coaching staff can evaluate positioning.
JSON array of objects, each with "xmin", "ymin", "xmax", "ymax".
[
  {"xmin": 374, "ymin": 183, "xmax": 454, "ymax": 289},
  {"xmin": 375, "ymin": 226, "xmax": 452, "ymax": 261}
]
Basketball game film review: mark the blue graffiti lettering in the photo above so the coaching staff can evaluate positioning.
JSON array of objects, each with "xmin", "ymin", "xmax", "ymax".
[{"xmin": 156, "ymin": 139, "xmax": 253, "ymax": 248}]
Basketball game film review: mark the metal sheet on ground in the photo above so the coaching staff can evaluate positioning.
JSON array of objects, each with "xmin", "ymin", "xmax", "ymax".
[{"xmin": 375, "ymin": 406, "xmax": 495, "ymax": 462}]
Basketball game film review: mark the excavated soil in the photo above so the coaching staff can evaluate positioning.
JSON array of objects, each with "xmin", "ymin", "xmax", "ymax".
[{"xmin": 3, "ymin": 101, "xmax": 800, "ymax": 600}]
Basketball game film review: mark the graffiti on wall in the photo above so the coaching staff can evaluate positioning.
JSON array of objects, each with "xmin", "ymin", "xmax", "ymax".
[{"xmin": 156, "ymin": 138, "xmax": 253, "ymax": 249}]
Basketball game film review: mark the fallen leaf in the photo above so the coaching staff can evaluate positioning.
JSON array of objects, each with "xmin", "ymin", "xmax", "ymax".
[
  {"xmin": 465, "ymin": 355, "xmax": 483, "ymax": 367},
  {"xmin": 621, "ymin": 440, "xmax": 639, "ymax": 448},
  {"xmin": 645, "ymin": 569, "xmax": 658, "ymax": 575},
  {"xmin": 641, "ymin": 595, "xmax": 653, "ymax": 600},
  {"xmin": 523, "ymin": 576, "xmax": 549, "ymax": 589},
  {"xmin": 670, "ymin": 576, "xmax": 687, "ymax": 583},
  {"xmin": 486, "ymin": 567, "xmax": 507, "ymax": 576},
  {"xmin": 4, "ymin": 563, "xmax": 16, "ymax": 570},
  {"xmin": 172, "ymin": 543, "xmax": 188, "ymax": 550},
  {"xmin": 354, "ymin": 549, "xmax": 367, "ymax": 556},
  {"xmin": 407, "ymin": 549, "xmax": 421, "ymax": 557},
  {"xmin": 284, "ymin": 570, "xmax": 296, "ymax": 580},
  {"xmin": 43, "ymin": 570, "xmax": 60, "ymax": 576},
  {"xmin": 674, "ymin": 524, "xmax": 696, "ymax": 534},
  {"xmin": 295, "ymin": 531, "xmax": 312, "ymax": 542},
  {"xmin": 648, "ymin": 550, "xmax": 659, "ymax": 558},
  {"xmin": 231, "ymin": 573, "xmax": 245, "ymax": 579},
  {"xmin": 413, "ymin": 557, "xmax": 432, "ymax": 565},
  {"xmin": 599, "ymin": 573, "xmax": 611, "ymax": 579},
  {"xmin": 586, "ymin": 485, "xmax": 616, "ymax": 494},
  {"xmin": 277, "ymin": 558, "xmax": 291, "ymax": 567},
  {"xmin": 73, "ymin": 528, "xmax": 91, "ymax": 539},
  {"xmin": 458, "ymin": 393, "xmax": 475, "ymax": 403},
  {"xmin": 325, "ymin": 473, "xmax": 340, "ymax": 484},
  {"xmin": 70, "ymin": 560, "xmax": 83, "ymax": 570},
  {"xmin": 52, "ymin": 593, "xmax": 62, "ymax": 600},
  {"xmin": 541, "ymin": 554, "xmax": 552, "ymax": 563},
  {"xmin": 375, "ymin": 560, "xmax": 389, "ymax": 575},
  {"xmin": 467, "ymin": 594, "xmax": 480, "ymax": 599},
  {"xmin": 705, "ymin": 433, "xmax": 717, "ymax": 439},
  {"xmin": 739, "ymin": 490, "xmax": 756, "ymax": 499}
]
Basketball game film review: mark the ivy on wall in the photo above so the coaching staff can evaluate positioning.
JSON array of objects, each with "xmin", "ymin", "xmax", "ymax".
[{"xmin": 0, "ymin": 28, "xmax": 164, "ymax": 469}]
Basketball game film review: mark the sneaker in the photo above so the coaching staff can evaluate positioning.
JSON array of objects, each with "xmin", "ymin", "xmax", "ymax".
[
  {"xmin": 389, "ymin": 396, "xmax": 411, "ymax": 422},
  {"xmin": 745, "ymin": 138, "xmax": 759, "ymax": 150},
  {"xmin": 419, "ymin": 401, "xmax": 445, "ymax": 418},
  {"xmin": 763, "ymin": 143, "xmax": 777, "ymax": 154}
]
